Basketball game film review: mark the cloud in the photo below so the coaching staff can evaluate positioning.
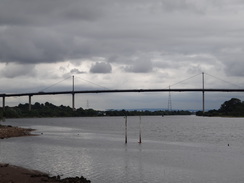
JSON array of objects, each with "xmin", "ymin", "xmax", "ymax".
[
  {"xmin": 124, "ymin": 58, "xmax": 153, "ymax": 73},
  {"xmin": 0, "ymin": 0, "xmax": 106, "ymax": 26},
  {"xmin": 0, "ymin": 0, "xmax": 110, "ymax": 64},
  {"xmin": 160, "ymin": 0, "xmax": 207, "ymax": 13},
  {"xmin": 0, "ymin": 0, "xmax": 244, "ymax": 109},
  {"xmin": 0, "ymin": 63, "xmax": 36, "ymax": 78},
  {"xmin": 215, "ymin": 47, "xmax": 244, "ymax": 77},
  {"xmin": 1, "ymin": 0, "xmax": 244, "ymax": 69},
  {"xmin": 224, "ymin": 60, "xmax": 244, "ymax": 77},
  {"xmin": 90, "ymin": 62, "xmax": 112, "ymax": 73},
  {"xmin": 70, "ymin": 68, "xmax": 85, "ymax": 74}
]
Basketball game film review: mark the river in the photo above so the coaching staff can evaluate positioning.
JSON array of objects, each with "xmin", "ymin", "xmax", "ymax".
[{"xmin": 1, "ymin": 116, "xmax": 244, "ymax": 182}]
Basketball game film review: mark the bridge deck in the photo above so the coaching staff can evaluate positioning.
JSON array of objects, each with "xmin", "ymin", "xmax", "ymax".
[{"xmin": 1, "ymin": 88, "xmax": 244, "ymax": 97}]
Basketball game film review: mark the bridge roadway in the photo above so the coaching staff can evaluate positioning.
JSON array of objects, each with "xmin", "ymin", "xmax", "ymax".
[
  {"xmin": 1, "ymin": 88, "xmax": 244, "ymax": 112},
  {"xmin": 1, "ymin": 88, "xmax": 244, "ymax": 97}
]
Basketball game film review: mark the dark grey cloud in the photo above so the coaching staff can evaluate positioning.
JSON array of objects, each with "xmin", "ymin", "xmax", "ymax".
[
  {"xmin": 0, "ymin": 27, "xmax": 73, "ymax": 63},
  {"xmin": 0, "ymin": 0, "xmax": 110, "ymax": 64},
  {"xmin": 0, "ymin": 0, "xmax": 106, "ymax": 26},
  {"xmin": 0, "ymin": 0, "xmax": 244, "ymax": 77},
  {"xmin": 90, "ymin": 62, "xmax": 112, "ymax": 73}
]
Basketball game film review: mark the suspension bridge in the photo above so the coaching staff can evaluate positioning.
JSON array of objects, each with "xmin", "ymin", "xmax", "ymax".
[{"xmin": 0, "ymin": 73, "xmax": 243, "ymax": 113}]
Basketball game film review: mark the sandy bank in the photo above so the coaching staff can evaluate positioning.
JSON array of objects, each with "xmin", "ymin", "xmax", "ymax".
[{"xmin": 0, "ymin": 124, "xmax": 34, "ymax": 139}]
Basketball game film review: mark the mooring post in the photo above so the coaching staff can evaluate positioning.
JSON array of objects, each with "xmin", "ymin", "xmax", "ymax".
[
  {"xmin": 125, "ymin": 116, "xmax": 128, "ymax": 144},
  {"xmin": 202, "ymin": 72, "xmax": 205, "ymax": 115},
  {"xmin": 139, "ymin": 116, "xmax": 142, "ymax": 144}
]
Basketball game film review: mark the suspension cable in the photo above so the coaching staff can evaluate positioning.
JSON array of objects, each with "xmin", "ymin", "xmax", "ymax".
[
  {"xmin": 170, "ymin": 73, "xmax": 201, "ymax": 88},
  {"xmin": 39, "ymin": 76, "xmax": 72, "ymax": 92},
  {"xmin": 75, "ymin": 76, "xmax": 110, "ymax": 90},
  {"xmin": 205, "ymin": 73, "xmax": 242, "ymax": 88}
]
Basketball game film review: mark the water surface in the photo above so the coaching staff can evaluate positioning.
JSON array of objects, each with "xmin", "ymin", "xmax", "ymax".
[{"xmin": 1, "ymin": 116, "xmax": 244, "ymax": 183}]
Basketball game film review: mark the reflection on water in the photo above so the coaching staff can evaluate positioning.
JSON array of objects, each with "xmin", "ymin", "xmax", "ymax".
[{"xmin": 1, "ymin": 116, "xmax": 244, "ymax": 182}]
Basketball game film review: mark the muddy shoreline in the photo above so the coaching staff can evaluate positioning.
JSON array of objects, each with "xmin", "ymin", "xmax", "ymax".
[{"xmin": 0, "ymin": 163, "xmax": 90, "ymax": 183}]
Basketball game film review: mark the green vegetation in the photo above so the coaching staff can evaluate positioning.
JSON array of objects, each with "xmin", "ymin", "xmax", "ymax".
[
  {"xmin": 106, "ymin": 109, "xmax": 192, "ymax": 116},
  {"xmin": 0, "ymin": 102, "xmax": 192, "ymax": 118},
  {"xmin": 197, "ymin": 98, "xmax": 244, "ymax": 117},
  {"xmin": 1, "ymin": 102, "xmax": 99, "ymax": 118}
]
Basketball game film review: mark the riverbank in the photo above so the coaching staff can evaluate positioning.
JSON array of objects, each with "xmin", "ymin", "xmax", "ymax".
[{"xmin": 0, "ymin": 163, "xmax": 90, "ymax": 183}]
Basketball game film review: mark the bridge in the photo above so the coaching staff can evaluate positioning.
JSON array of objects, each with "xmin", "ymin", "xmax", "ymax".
[{"xmin": 1, "ymin": 73, "xmax": 244, "ymax": 113}]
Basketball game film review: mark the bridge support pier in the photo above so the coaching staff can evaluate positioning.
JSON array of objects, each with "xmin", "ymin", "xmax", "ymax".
[
  {"xmin": 29, "ymin": 95, "xmax": 32, "ymax": 111},
  {"xmin": 2, "ymin": 96, "xmax": 5, "ymax": 112},
  {"xmin": 72, "ymin": 75, "xmax": 75, "ymax": 111},
  {"xmin": 72, "ymin": 93, "xmax": 75, "ymax": 111}
]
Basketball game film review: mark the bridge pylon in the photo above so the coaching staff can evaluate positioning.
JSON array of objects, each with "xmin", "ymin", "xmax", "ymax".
[{"xmin": 29, "ymin": 95, "xmax": 32, "ymax": 111}]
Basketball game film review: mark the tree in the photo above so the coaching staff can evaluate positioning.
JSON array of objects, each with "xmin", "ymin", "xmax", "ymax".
[
  {"xmin": 197, "ymin": 98, "xmax": 244, "ymax": 117},
  {"xmin": 219, "ymin": 98, "xmax": 241, "ymax": 115}
]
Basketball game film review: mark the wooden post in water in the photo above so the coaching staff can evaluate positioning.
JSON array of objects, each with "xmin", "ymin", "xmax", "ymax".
[
  {"xmin": 125, "ymin": 116, "xmax": 127, "ymax": 144},
  {"xmin": 139, "ymin": 116, "xmax": 142, "ymax": 144}
]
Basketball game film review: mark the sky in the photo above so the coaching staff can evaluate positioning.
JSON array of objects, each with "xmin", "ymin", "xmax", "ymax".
[{"xmin": 1, "ymin": 0, "xmax": 244, "ymax": 110}]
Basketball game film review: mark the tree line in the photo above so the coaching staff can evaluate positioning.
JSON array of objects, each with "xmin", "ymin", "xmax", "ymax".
[
  {"xmin": 0, "ymin": 102, "xmax": 192, "ymax": 118},
  {"xmin": 196, "ymin": 98, "xmax": 244, "ymax": 117}
]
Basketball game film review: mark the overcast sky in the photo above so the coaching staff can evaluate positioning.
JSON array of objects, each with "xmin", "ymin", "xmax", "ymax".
[{"xmin": 1, "ymin": 0, "xmax": 244, "ymax": 110}]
